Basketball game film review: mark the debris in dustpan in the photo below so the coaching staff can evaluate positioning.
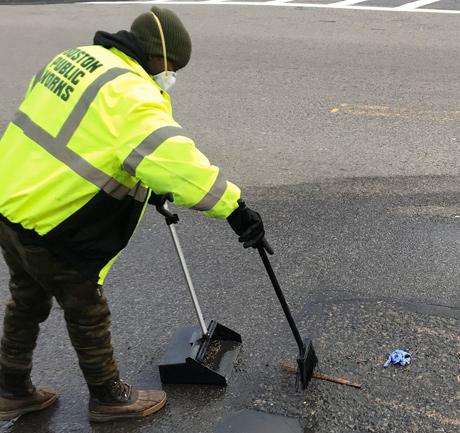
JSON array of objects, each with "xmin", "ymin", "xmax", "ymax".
[
  {"xmin": 383, "ymin": 349, "xmax": 411, "ymax": 368},
  {"xmin": 159, "ymin": 321, "xmax": 242, "ymax": 386},
  {"xmin": 280, "ymin": 361, "xmax": 362, "ymax": 389},
  {"xmin": 203, "ymin": 339, "xmax": 223, "ymax": 364},
  {"xmin": 202, "ymin": 339, "xmax": 241, "ymax": 371}
]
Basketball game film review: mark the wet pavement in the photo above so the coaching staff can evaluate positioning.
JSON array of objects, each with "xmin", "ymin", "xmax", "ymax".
[
  {"xmin": 0, "ymin": 176, "xmax": 458, "ymax": 433},
  {"xmin": 0, "ymin": 2, "xmax": 459, "ymax": 433},
  {"xmin": 214, "ymin": 410, "xmax": 303, "ymax": 433}
]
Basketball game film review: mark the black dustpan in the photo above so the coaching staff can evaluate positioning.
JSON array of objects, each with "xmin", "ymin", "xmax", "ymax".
[
  {"xmin": 154, "ymin": 196, "xmax": 241, "ymax": 386},
  {"xmin": 159, "ymin": 320, "xmax": 241, "ymax": 385}
]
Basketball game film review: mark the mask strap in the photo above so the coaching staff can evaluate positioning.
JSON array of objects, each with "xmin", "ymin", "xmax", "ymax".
[{"xmin": 149, "ymin": 11, "xmax": 169, "ymax": 78}]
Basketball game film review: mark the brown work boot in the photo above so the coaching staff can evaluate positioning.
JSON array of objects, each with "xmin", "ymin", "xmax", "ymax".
[
  {"xmin": 88, "ymin": 379, "xmax": 166, "ymax": 423},
  {"xmin": 0, "ymin": 369, "xmax": 57, "ymax": 420}
]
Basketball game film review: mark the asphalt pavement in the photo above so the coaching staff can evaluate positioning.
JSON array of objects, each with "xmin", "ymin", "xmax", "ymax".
[{"xmin": 0, "ymin": 2, "xmax": 459, "ymax": 433}]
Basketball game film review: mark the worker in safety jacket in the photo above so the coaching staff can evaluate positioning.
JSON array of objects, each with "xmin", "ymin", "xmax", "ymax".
[{"xmin": 0, "ymin": 7, "xmax": 266, "ymax": 422}]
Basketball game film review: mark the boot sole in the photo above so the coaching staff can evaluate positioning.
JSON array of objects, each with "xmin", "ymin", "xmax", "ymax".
[
  {"xmin": 0, "ymin": 394, "xmax": 58, "ymax": 421},
  {"xmin": 89, "ymin": 395, "xmax": 167, "ymax": 423}
]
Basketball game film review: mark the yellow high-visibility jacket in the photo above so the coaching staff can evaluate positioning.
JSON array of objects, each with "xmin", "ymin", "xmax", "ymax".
[{"xmin": 0, "ymin": 45, "xmax": 240, "ymax": 283}]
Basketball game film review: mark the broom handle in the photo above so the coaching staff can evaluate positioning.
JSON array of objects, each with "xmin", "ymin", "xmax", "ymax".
[{"xmin": 258, "ymin": 246, "xmax": 305, "ymax": 355}]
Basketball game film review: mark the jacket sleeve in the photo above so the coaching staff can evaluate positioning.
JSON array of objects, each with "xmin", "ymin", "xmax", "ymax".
[{"xmin": 119, "ymin": 92, "xmax": 240, "ymax": 219}]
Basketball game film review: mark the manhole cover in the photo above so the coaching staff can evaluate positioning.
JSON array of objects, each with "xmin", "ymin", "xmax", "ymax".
[{"xmin": 213, "ymin": 409, "xmax": 303, "ymax": 433}]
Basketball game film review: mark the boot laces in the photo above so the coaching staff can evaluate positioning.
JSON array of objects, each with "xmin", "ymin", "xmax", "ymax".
[{"xmin": 110, "ymin": 380, "xmax": 131, "ymax": 401}]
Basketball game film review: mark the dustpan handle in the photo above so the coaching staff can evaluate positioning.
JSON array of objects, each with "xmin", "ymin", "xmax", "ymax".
[
  {"xmin": 155, "ymin": 199, "xmax": 209, "ymax": 337},
  {"xmin": 167, "ymin": 222, "xmax": 209, "ymax": 336}
]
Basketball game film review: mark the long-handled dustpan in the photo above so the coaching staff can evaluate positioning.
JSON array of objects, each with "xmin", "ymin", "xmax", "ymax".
[
  {"xmin": 155, "ymin": 196, "xmax": 241, "ymax": 386},
  {"xmin": 257, "ymin": 238, "xmax": 318, "ymax": 390}
]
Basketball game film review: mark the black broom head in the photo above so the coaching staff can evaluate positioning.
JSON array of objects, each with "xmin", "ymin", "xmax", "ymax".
[{"xmin": 296, "ymin": 338, "xmax": 318, "ymax": 390}]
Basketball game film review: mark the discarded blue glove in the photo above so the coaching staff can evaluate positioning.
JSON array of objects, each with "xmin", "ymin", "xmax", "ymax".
[{"xmin": 383, "ymin": 350, "xmax": 411, "ymax": 368}]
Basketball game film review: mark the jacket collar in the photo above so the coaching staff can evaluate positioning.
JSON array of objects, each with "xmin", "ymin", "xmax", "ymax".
[{"xmin": 93, "ymin": 30, "xmax": 152, "ymax": 74}]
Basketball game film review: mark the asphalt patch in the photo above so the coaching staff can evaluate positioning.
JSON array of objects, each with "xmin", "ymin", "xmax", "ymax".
[{"xmin": 213, "ymin": 409, "xmax": 304, "ymax": 433}]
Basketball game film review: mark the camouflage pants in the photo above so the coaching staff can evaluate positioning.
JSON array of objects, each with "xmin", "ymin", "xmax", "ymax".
[{"xmin": 0, "ymin": 221, "xmax": 119, "ymax": 385}]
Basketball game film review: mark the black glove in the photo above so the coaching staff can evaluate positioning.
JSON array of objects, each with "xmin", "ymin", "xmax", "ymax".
[
  {"xmin": 227, "ymin": 199, "xmax": 265, "ymax": 248},
  {"xmin": 148, "ymin": 191, "xmax": 172, "ymax": 207},
  {"xmin": 149, "ymin": 192, "xmax": 179, "ymax": 225}
]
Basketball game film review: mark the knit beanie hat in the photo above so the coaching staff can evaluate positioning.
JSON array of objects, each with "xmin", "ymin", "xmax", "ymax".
[{"xmin": 131, "ymin": 7, "xmax": 192, "ymax": 70}]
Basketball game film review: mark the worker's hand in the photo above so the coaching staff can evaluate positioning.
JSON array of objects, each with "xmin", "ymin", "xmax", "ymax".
[
  {"xmin": 148, "ymin": 191, "xmax": 173, "ymax": 207},
  {"xmin": 149, "ymin": 191, "xmax": 179, "ymax": 225},
  {"xmin": 227, "ymin": 199, "xmax": 265, "ymax": 249}
]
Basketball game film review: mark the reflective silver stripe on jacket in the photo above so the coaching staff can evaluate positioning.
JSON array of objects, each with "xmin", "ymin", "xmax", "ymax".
[
  {"xmin": 12, "ymin": 67, "xmax": 144, "ymax": 201},
  {"xmin": 191, "ymin": 171, "xmax": 228, "ymax": 211},
  {"xmin": 128, "ymin": 182, "xmax": 149, "ymax": 202},
  {"xmin": 123, "ymin": 126, "xmax": 228, "ymax": 211},
  {"xmin": 122, "ymin": 126, "xmax": 184, "ymax": 176}
]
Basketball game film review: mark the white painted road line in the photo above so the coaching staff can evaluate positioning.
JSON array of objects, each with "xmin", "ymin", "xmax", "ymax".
[
  {"xmin": 396, "ymin": 0, "xmax": 441, "ymax": 10},
  {"xmin": 266, "ymin": 0, "xmax": 296, "ymax": 4},
  {"xmin": 82, "ymin": 1, "xmax": 460, "ymax": 15},
  {"xmin": 328, "ymin": 0, "xmax": 369, "ymax": 6}
]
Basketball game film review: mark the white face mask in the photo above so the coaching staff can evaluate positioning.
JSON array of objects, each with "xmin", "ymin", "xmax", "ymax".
[{"xmin": 151, "ymin": 71, "xmax": 177, "ymax": 92}]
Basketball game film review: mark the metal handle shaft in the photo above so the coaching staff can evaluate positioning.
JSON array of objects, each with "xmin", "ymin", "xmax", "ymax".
[
  {"xmin": 258, "ymin": 246, "xmax": 305, "ymax": 355},
  {"xmin": 165, "ymin": 204, "xmax": 208, "ymax": 337}
]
